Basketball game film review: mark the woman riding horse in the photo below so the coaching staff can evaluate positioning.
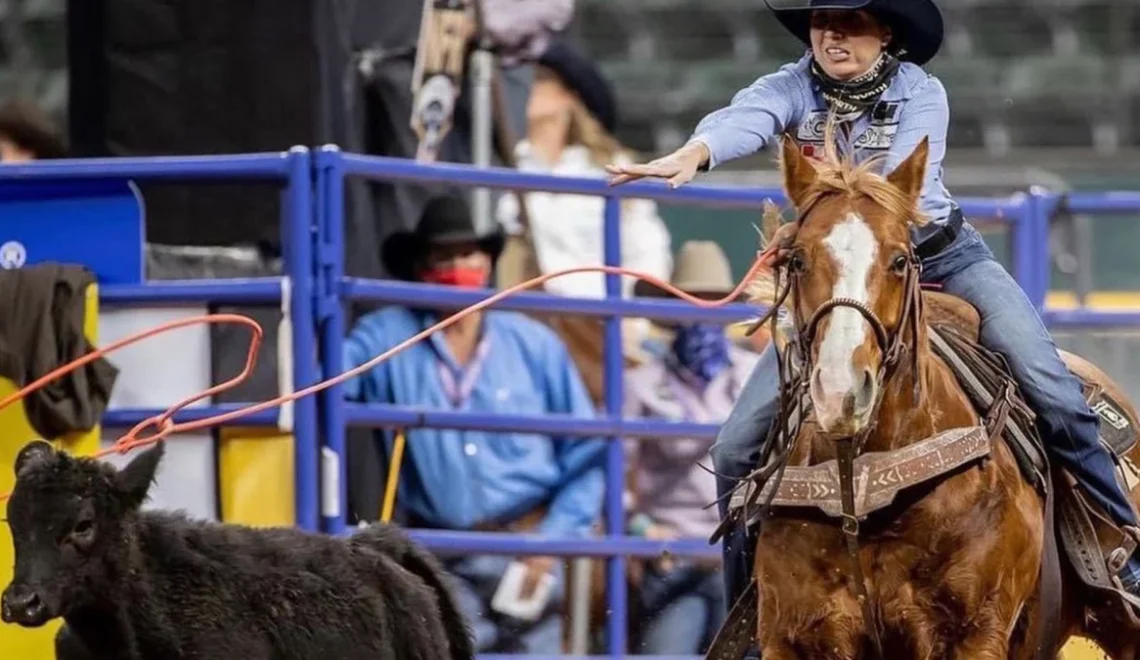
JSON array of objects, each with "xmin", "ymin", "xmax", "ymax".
[{"xmin": 606, "ymin": 0, "xmax": 1140, "ymax": 613}]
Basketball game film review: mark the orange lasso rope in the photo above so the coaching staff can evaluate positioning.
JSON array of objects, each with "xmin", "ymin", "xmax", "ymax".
[{"xmin": 0, "ymin": 248, "xmax": 778, "ymax": 502}]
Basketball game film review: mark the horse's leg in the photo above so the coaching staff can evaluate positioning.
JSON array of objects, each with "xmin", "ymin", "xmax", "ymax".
[
  {"xmin": 756, "ymin": 521, "xmax": 863, "ymax": 660},
  {"xmin": 949, "ymin": 631, "xmax": 1010, "ymax": 660},
  {"xmin": 757, "ymin": 612, "xmax": 862, "ymax": 660},
  {"xmin": 760, "ymin": 634, "xmax": 860, "ymax": 660}
]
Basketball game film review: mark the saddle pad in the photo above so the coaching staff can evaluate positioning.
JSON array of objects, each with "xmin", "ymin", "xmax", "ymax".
[{"xmin": 928, "ymin": 325, "xmax": 1048, "ymax": 490}]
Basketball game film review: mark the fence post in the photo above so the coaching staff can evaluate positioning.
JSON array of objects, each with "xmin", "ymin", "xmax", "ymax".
[
  {"xmin": 284, "ymin": 146, "xmax": 321, "ymax": 532},
  {"xmin": 1011, "ymin": 192, "xmax": 1043, "ymax": 311},
  {"xmin": 314, "ymin": 145, "xmax": 349, "ymax": 536},
  {"xmin": 602, "ymin": 196, "xmax": 628, "ymax": 658},
  {"xmin": 1026, "ymin": 188, "xmax": 1058, "ymax": 312}
]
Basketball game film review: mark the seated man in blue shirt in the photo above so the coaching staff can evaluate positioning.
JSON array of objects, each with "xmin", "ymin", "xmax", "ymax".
[{"xmin": 343, "ymin": 194, "xmax": 607, "ymax": 654}]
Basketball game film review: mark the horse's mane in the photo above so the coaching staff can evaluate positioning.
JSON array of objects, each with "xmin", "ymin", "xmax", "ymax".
[{"xmin": 747, "ymin": 114, "xmax": 929, "ymax": 312}]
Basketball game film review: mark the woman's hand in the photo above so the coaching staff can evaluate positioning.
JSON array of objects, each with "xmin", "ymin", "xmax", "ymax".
[{"xmin": 605, "ymin": 141, "xmax": 709, "ymax": 188}]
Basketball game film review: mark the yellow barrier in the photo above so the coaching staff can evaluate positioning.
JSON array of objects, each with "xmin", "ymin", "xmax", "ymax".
[
  {"xmin": 1063, "ymin": 637, "xmax": 1107, "ymax": 659},
  {"xmin": 0, "ymin": 283, "xmax": 101, "ymax": 658},
  {"xmin": 217, "ymin": 427, "xmax": 295, "ymax": 527}
]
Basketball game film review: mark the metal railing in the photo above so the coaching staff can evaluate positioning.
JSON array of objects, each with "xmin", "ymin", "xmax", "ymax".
[
  {"xmin": 0, "ymin": 148, "xmax": 321, "ymax": 531},
  {"xmin": 312, "ymin": 147, "xmax": 1140, "ymax": 658},
  {"xmin": 5, "ymin": 146, "xmax": 1140, "ymax": 658}
]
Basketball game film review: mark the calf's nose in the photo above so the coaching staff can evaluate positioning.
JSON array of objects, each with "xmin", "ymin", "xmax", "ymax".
[{"xmin": 1, "ymin": 586, "xmax": 47, "ymax": 625}]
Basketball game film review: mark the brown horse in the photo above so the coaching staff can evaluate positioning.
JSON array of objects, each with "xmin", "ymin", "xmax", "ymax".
[{"xmin": 725, "ymin": 132, "xmax": 1140, "ymax": 659}]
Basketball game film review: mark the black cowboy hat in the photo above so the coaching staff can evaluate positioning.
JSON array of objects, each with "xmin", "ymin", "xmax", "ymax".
[
  {"xmin": 763, "ymin": 0, "xmax": 944, "ymax": 66},
  {"xmin": 380, "ymin": 194, "xmax": 505, "ymax": 282},
  {"xmin": 538, "ymin": 39, "xmax": 619, "ymax": 134}
]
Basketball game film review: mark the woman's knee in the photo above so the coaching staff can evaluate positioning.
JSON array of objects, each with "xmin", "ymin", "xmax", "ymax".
[
  {"xmin": 711, "ymin": 350, "xmax": 780, "ymax": 477},
  {"xmin": 711, "ymin": 422, "xmax": 764, "ymax": 480}
]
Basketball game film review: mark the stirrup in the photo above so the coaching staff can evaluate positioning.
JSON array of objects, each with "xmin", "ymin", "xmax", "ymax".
[
  {"xmin": 1106, "ymin": 525, "xmax": 1140, "ymax": 627},
  {"xmin": 1108, "ymin": 575, "xmax": 1140, "ymax": 627}
]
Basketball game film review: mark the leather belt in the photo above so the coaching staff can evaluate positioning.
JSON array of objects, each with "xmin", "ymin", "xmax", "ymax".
[{"xmin": 914, "ymin": 205, "xmax": 964, "ymax": 262}]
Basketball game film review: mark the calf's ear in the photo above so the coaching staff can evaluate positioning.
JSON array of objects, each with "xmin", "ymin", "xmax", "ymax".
[
  {"xmin": 15, "ymin": 440, "xmax": 56, "ymax": 478},
  {"xmin": 115, "ymin": 442, "xmax": 165, "ymax": 510}
]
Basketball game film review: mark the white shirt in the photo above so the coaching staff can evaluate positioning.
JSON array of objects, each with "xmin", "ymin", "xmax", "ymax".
[{"xmin": 496, "ymin": 141, "xmax": 674, "ymax": 301}]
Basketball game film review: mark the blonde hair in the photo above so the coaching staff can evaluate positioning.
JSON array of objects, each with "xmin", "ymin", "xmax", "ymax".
[
  {"xmin": 561, "ymin": 92, "xmax": 648, "ymax": 222},
  {"xmin": 566, "ymin": 93, "xmax": 633, "ymax": 167}
]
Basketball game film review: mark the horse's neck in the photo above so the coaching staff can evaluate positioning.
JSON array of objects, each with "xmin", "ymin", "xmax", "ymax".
[{"xmin": 865, "ymin": 339, "xmax": 977, "ymax": 453}]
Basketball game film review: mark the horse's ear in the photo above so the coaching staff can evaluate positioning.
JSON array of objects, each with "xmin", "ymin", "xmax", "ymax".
[
  {"xmin": 779, "ymin": 136, "xmax": 816, "ymax": 209},
  {"xmin": 886, "ymin": 137, "xmax": 929, "ymax": 206}
]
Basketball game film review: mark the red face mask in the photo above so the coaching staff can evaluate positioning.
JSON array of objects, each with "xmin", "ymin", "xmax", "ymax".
[{"xmin": 419, "ymin": 266, "xmax": 488, "ymax": 288}]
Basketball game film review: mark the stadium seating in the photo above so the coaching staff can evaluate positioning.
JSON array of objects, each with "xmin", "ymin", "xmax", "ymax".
[
  {"xmin": 3, "ymin": 0, "xmax": 1137, "ymax": 154},
  {"xmin": 571, "ymin": 0, "xmax": 1140, "ymax": 156}
]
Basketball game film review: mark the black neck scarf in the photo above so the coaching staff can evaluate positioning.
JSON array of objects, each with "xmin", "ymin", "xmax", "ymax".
[{"xmin": 809, "ymin": 52, "xmax": 900, "ymax": 120}]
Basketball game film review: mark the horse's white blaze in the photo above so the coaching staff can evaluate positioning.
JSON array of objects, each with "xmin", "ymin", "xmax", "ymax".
[{"xmin": 816, "ymin": 212, "xmax": 878, "ymax": 398}]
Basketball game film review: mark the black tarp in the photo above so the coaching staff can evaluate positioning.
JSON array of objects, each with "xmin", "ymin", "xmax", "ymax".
[
  {"xmin": 68, "ymin": 0, "xmax": 318, "ymax": 252},
  {"xmin": 144, "ymin": 244, "xmax": 283, "ymax": 405}
]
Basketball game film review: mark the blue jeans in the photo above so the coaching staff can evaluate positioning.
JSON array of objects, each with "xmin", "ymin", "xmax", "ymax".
[
  {"xmin": 709, "ymin": 223, "xmax": 1140, "ymax": 606},
  {"xmin": 635, "ymin": 563, "xmax": 726, "ymax": 655},
  {"xmin": 443, "ymin": 555, "xmax": 565, "ymax": 654}
]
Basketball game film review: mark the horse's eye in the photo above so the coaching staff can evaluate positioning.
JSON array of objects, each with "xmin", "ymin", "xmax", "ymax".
[
  {"xmin": 890, "ymin": 254, "xmax": 909, "ymax": 274},
  {"xmin": 788, "ymin": 253, "xmax": 807, "ymax": 273}
]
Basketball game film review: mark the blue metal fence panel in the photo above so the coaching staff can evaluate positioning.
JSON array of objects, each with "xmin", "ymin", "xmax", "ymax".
[
  {"xmin": 8, "ymin": 146, "xmax": 1140, "ymax": 658},
  {"xmin": 0, "ymin": 147, "xmax": 321, "ymax": 532},
  {"xmin": 318, "ymin": 150, "xmax": 1140, "ymax": 657}
]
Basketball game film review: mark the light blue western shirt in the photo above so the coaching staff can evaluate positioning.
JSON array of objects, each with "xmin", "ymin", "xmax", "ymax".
[
  {"xmin": 690, "ymin": 53, "xmax": 956, "ymax": 246},
  {"xmin": 342, "ymin": 307, "xmax": 606, "ymax": 536}
]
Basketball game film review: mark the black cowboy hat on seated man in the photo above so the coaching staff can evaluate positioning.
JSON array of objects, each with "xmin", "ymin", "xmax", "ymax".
[
  {"xmin": 381, "ymin": 194, "xmax": 505, "ymax": 282},
  {"xmin": 764, "ymin": 0, "xmax": 944, "ymax": 66}
]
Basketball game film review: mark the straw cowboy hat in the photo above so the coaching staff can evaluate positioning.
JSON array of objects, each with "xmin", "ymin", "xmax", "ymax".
[
  {"xmin": 764, "ymin": 0, "xmax": 945, "ymax": 66},
  {"xmin": 380, "ymin": 195, "xmax": 505, "ymax": 281},
  {"xmin": 634, "ymin": 240, "xmax": 737, "ymax": 300}
]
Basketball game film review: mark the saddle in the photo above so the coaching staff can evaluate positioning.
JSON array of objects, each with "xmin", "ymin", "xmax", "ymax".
[
  {"xmin": 924, "ymin": 291, "xmax": 1140, "ymax": 615},
  {"xmin": 706, "ymin": 290, "xmax": 1140, "ymax": 659}
]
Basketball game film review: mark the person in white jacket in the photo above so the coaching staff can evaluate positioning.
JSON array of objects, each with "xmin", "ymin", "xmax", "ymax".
[{"xmin": 496, "ymin": 39, "xmax": 673, "ymax": 362}]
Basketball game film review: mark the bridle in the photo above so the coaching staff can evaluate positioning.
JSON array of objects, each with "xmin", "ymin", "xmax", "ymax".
[
  {"xmin": 758, "ymin": 198, "xmax": 926, "ymax": 438},
  {"xmin": 742, "ymin": 200, "xmax": 926, "ymax": 658}
]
